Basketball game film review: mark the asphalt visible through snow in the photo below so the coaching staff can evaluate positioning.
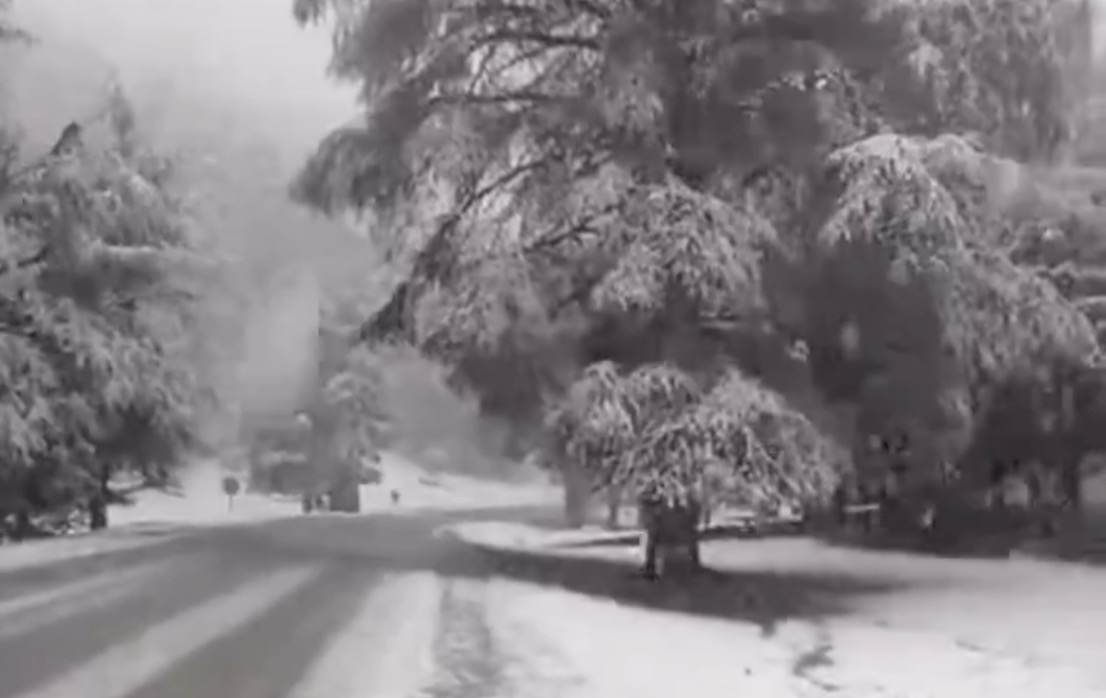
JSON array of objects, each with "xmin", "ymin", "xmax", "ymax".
[{"xmin": 0, "ymin": 506, "xmax": 555, "ymax": 698}]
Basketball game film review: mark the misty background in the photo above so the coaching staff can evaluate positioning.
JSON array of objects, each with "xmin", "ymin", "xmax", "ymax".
[{"xmin": 0, "ymin": 0, "xmax": 518, "ymax": 477}]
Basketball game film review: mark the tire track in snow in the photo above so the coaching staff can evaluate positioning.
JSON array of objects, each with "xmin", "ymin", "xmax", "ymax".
[
  {"xmin": 288, "ymin": 571, "xmax": 440, "ymax": 698},
  {"xmin": 421, "ymin": 579, "xmax": 510, "ymax": 698}
]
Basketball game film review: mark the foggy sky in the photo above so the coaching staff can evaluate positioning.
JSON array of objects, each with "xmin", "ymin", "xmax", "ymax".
[{"xmin": 7, "ymin": 0, "xmax": 355, "ymax": 157}]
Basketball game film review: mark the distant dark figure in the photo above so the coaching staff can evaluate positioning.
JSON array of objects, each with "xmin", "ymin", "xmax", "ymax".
[
  {"xmin": 390, "ymin": 489, "xmax": 400, "ymax": 505},
  {"xmin": 301, "ymin": 494, "xmax": 314, "ymax": 514}
]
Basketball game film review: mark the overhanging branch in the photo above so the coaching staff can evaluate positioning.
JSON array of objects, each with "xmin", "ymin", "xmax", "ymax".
[{"xmin": 356, "ymin": 156, "xmax": 549, "ymax": 346}]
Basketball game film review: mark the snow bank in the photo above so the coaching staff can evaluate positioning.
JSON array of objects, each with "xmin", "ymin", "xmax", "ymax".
[
  {"xmin": 484, "ymin": 579, "xmax": 1106, "ymax": 697},
  {"xmin": 450, "ymin": 521, "xmax": 1106, "ymax": 697},
  {"xmin": 476, "ymin": 555, "xmax": 1106, "ymax": 698},
  {"xmin": 110, "ymin": 458, "xmax": 299, "ymax": 528},
  {"xmin": 446, "ymin": 521, "xmax": 639, "ymax": 552},
  {"xmin": 0, "ymin": 533, "xmax": 166, "ymax": 573},
  {"xmin": 483, "ymin": 579, "xmax": 805, "ymax": 698},
  {"xmin": 816, "ymin": 620, "xmax": 1105, "ymax": 698},
  {"xmin": 110, "ymin": 488, "xmax": 299, "ymax": 527}
]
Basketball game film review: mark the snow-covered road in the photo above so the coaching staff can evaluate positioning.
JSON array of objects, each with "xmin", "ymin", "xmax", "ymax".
[
  {"xmin": 0, "ymin": 510, "xmax": 543, "ymax": 698},
  {"xmin": 5, "ymin": 498, "xmax": 1103, "ymax": 698}
]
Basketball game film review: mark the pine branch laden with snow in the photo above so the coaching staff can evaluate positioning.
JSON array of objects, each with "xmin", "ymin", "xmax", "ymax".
[
  {"xmin": 543, "ymin": 358, "xmax": 842, "ymax": 507},
  {"xmin": 884, "ymin": 0, "xmax": 1093, "ymax": 162},
  {"xmin": 630, "ymin": 368, "xmax": 842, "ymax": 507},
  {"xmin": 294, "ymin": 0, "xmax": 931, "ymax": 345},
  {"xmin": 801, "ymin": 131, "xmax": 1101, "ymax": 489}
]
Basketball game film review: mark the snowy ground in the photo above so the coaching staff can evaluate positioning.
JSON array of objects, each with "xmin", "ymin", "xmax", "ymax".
[
  {"xmin": 109, "ymin": 452, "xmax": 557, "ymax": 530},
  {"xmin": 359, "ymin": 452, "xmax": 558, "ymax": 515},
  {"xmin": 447, "ymin": 521, "xmax": 1106, "ymax": 698},
  {"xmin": 445, "ymin": 521, "xmax": 638, "ymax": 552},
  {"xmin": 108, "ymin": 461, "xmax": 299, "ymax": 529}
]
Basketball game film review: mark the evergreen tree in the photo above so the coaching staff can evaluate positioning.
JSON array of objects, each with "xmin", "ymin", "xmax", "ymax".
[
  {"xmin": 0, "ymin": 70, "xmax": 220, "ymax": 536},
  {"xmin": 294, "ymin": 0, "xmax": 1104, "ymax": 547}
]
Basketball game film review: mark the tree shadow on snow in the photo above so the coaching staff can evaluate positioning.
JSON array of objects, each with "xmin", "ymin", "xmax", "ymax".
[
  {"xmin": 426, "ymin": 540, "xmax": 920, "ymax": 637},
  {"xmin": 208, "ymin": 509, "xmax": 927, "ymax": 636}
]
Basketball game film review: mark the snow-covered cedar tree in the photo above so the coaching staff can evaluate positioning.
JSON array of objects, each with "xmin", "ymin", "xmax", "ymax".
[
  {"xmin": 797, "ymin": 133, "xmax": 1099, "ymax": 498},
  {"xmin": 0, "ymin": 85, "xmax": 219, "ymax": 535},
  {"xmin": 291, "ymin": 0, "xmax": 1100, "ymax": 516},
  {"xmin": 879, "ymin": 0, "xmax": 1093, "ymax": 162}
]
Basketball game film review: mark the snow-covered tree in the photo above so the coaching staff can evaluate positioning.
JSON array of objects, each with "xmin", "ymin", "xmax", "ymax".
[
  {"xmin": 0, "ymin": 79, "xmax": 220, "ymax": 536},
  {"xmin": 293, "ymin": 0, "xmax": 1103, "ymax": 549}
]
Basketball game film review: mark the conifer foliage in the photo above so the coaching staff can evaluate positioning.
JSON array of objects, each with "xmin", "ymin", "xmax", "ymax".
[
  {"xmin": 0, "ymin": 15, "xmax": 220, "ymax": 537},
  {"xmin": 294, "ymin": 0, "xmax": 1103, "ymax": 523}
]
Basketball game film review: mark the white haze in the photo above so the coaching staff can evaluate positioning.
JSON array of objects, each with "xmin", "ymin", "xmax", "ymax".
[{"xmin": 236, "ymin": 269, "xmax": 322, "ymax": 421}]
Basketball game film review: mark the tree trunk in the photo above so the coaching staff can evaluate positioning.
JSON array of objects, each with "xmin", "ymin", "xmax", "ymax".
[
  {"xmin": 605, "ymin": 487, "xmax": 620, "ymax": 530},
  {"xmin": 685, "ymin": 500, "xmax": 702, "ymax": 570},
  {"xmin": 642, "ymin": 529, "xmax": 659, "ymax": 579},
  {"xmin": 12, "ymin": 510, "xmax": 31, "ymax": 541},
  {"xmin": 328, "ymin": 479, "xmax": 361, "ymax": 513},
  {"xmin": 833, "ymin": 484, "xmax": 848, "ymax": 528},
  {"xmin": 639, "ymin": 497, "xmax": 702, "ymax": 578},
  {"xmin": 1060, "ymin": 456, "xmax": 1083, "ymax": 515},
  {"xmin": 1025, "ymin": 467, "xmax": 1057, "ymax": 538},
  {"xmin": 563, "ymin": 465, "xmax": 589, "ymax": 528},
  {"xmin": 89, "ymin": 465, "xmax": 110, "ymax": 530},
  {"xmin": 89, "ymin": 497, "xmax": 108, "ymax": 530},
  {"xmin": 1057, "ymin": 378, "xmax": 1082, "ymax": 526},
  {"xmin": 687, "ymin": 533, "xmax": 702, "ymax": 568}
]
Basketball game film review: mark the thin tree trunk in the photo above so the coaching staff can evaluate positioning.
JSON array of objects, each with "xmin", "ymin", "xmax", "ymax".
[
  {"xmin": 13, "ymin": 510, "xmax": 31, "ymax": 541},
  {"xmin": 1044, "ymin": 444, "xmax": 1083, "ymax": 553},
  {"xmin": 1058, "ymin": 378, "xmax": 1082, "ymax": 525},
  {"xmin": 687, "ymin": 534, "xmax": 701, "ymax": 568},
  {"xmin": 1025, "ymin": 466, "xmax": 1055, "ymax": 537},
  {"xmin": 89, "ymin": 498, "xmax": 107, "ymax": 530},
  {"xmin": 563, "ymin": 464, "xmax": 589, "ymax": 528},
  {"xmin": 1057, "ymin": 455, "xmax": 1083, "ymax": 515},
  {"xmin": 642, "ymin": 529, "xmax": 659, "ymax": 579},
  {"xmin": 89, "ymin": 464, "xmax": 111, "ymax": 531},
  {"xmin": 605, "ymin": 487, "xmax": 620, "ymax": 530},
  {"xmin": 685, "ymin": 499, "xmax": 702, "ymax": 570},
  {"xmin": 639, "ymin": 495, "xmax": 660, "ymax": 578}
]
